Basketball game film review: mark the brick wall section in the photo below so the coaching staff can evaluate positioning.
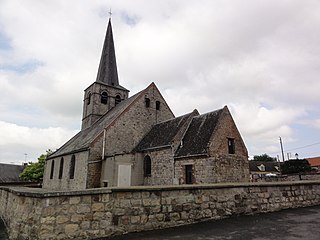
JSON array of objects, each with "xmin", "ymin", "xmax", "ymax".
[{"xmin": 1, "ymin": 181, "xmax": 320, "ymax": 239}]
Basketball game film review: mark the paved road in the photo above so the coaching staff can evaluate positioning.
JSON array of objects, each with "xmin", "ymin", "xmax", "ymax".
[{"xmin": 105, "ymin": 205, "xmax": 320, "ymax": 240}]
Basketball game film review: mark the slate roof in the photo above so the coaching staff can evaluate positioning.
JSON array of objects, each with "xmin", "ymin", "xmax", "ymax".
[
  {"xmin": 134, "ymin": 110, "xmax": 198, "ymax": 152},
  {"xmin": 95, "ymin": 18, "xmax": 128, "ymax": 91},
  {"xmin": 48, "ymin": 89, "xmax": 144, "ymax": 159},
  {"xmin": 249, "ymin": 161, "xmax": 282, "ymax": 172},
  {"xmin": 0, "ymin": 163, "xmax": 25, "ymax": 182},
  {"xmin": 175, "ymin": 109, "xmax": 223, "ymax": 158}
]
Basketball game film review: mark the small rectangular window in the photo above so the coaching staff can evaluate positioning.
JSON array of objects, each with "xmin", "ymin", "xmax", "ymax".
[
  {"xmin": 228, "ymin": 138, "xmax": 235, "ymax": 154},
  {"xmin": 156, "ymin": 101, "xmax": 160, "ymax": 110},
  {"xmin": 144, "ymin": 155, "xmax": 151, "ymax": 177},
  {"xmin": 145, "ymin": 98, "xmax": 150, "ymax": 108},
  {"xmin": 185, "ymin": 165, "xmax": 193, "ymax": 184}
]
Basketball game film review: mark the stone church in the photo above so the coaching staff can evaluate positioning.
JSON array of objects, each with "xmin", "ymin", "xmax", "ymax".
[{"xmin": 43, "ymin": 19, "xmax": 249, "ymax": 190}]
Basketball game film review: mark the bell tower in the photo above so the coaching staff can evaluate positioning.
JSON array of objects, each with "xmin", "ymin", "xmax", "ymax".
[{"xmin": 82, "ymin": 18, "xmax": 129, "ymax": 130}]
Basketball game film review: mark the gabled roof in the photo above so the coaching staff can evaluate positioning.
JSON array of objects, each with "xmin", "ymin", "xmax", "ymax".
[
  {"xmin": 306, "ymin": 157, "xmax": 320, "ymax": 167},
  {"xmin": 134, "ymin": 110, "xmax": 199, "ymax": 152},
  {"xmin": 48, "ymin": 87, "xmax": 146, "ymax": 159},
  {"xmin": 95, "ymin": 18, "xmax": 127, "ymax": 91},
  {"xmin": 249, "ymin": 161, "xmax": 282, "ymax": 172},
  {"xmin": 175, "ymin": 108, "xmax": 223, "ymax": 158},
  {"xmin": 0, "ymin": 163, "xmax": 25, "ymax": 182}
]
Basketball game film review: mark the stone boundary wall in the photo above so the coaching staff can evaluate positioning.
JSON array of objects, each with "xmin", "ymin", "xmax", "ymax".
[{"xmin": 1, "ymin": 181, "xmax": 320, "ymax": 239}]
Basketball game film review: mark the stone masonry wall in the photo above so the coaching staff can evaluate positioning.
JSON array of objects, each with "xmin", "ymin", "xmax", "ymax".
[
  {"xmin": 104, "ymin": 84, "xmax": 174, "ymax": 157},
  {"xmin": 43, "ymin": 151, "xmax": 88, "ymax": 190},
  {"xmin": 1, "ymin": 181, "xmax": 320, "ymax": 239},
  {"xmin": 144, "ymin": 148, "xmax": 174, "ymax": 186},
  {"xmin": 175, "ymin": 155, "xmax": 249, "ymax": 184}
]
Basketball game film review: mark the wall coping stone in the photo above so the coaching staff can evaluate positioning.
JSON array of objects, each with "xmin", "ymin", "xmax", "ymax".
[{"xmin": 1, "ymin": 180, "xmax": 320, "ymax": 198}]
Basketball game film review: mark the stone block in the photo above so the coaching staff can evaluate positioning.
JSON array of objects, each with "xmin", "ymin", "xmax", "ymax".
[
  {"xmin": 92, "ymin": 203, "xmax": 104, "ymax": 212},
  {"xmin": 71, "ymin": 214, "xmax": 84, "ymax": 222},
  {"xmin": 81, "ymin": 195, "xmax": 92, "ymax": 204},
  {"xmin": 65, "ymin": 224, "xmax": 79, "ymax": 235},
  {"xmin": 69, "ymin": 196, "xmax": 81, "ymax": 205},
  {"xmin": 56, "ymin": 215, "xmax": 69, "ymax": 224},
  {"xmin": 80, "ymin": 221, "xmax": 91, "ymax": 230},
  {"xmin": 101, "ymin": 194, "xmax": 110, "ymax": 202},
  {"xmin": 77, "ymin": 204, "xmax": 91, "ymax": 213},
  {"xmin": 131, "ymin": 216, "xmax": 141, "ymax": 224}
]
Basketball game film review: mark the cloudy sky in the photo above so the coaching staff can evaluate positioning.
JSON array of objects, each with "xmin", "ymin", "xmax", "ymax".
[{"xmin": 1, "ymin": 0, "xmax": 320, "ymax": 164}]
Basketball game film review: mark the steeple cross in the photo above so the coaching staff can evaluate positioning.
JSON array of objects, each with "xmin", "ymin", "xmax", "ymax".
[{"xmin": 108, "ymin": 8, "xmax": 112, "ymax": 18}]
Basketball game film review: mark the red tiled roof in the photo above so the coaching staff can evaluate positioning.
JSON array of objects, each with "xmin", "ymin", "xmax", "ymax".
[{"xmin": 306, "ymin": 157, "xmax": 320, "ymax": 167}]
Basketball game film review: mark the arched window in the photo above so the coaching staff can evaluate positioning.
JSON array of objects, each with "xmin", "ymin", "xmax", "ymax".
[
  {"xmin": 144, "ymin": 155, "xmax": 151, "ymax": 177},
  {"xmin": 87, "ymin": 92, "xmax": 91, "ymax": 105},
  {"xmin": 59, "ymin": 157, "xmax": 64, "ymax": 179},
  {"xmin": 156, "ymin": 101, "xmax": 160, "ymax": 110},
  {"xmin": 50, "ymin": 160, "xmax": 55, "ymax": 179},
  {"xmin": 101, "ymin": 91, "xmax": 108, "ymax": 104},
  {"xmin": 115, "ymin": 95, "xmax": 121, "ymax": 105},
  {"xmin": 69, "ymin": 155, "xmax": 75, "ymax": 179},
  {"xmin": 145, "ymin": 98, "xmax": 150, "ymax": 108}
]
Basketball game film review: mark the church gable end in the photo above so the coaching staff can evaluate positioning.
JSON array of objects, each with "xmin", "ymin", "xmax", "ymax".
[{"xmin": 208, "ymin": 106, "xmax": 248, "ymax": 156}]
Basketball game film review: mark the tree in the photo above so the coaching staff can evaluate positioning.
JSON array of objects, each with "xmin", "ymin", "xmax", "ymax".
[
  {"xmin": 252, "ymin": 154, "xmax": 277, "ymax": 162},
  {"xmin": 20, "ymin": 150, "xmax": 53, "ymax": 182},
  {"xmin": 281, "ymin": 159, "xmax": 312, "ymax": 174}
]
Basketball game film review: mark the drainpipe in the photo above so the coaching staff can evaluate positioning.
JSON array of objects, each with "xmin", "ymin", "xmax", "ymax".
[{"xmin": 102, "ymin": 128, "xmax": 106, "ymax": 160}]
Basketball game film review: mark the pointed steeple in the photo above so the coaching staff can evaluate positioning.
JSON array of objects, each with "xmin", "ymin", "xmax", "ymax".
[{"xmin": 96, "ymin": 18, "xmax": 119, "ymax": 86}]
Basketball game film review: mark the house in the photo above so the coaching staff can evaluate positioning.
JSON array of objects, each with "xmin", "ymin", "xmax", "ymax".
[
  {"xmin": 249, "ymin": 161, "xmax": 281, "ymax": 180},
  {"xmin": 0, "ymin": 163, "xmax": 25, "ymax": 183},
  {"xmin": 306, "ymin": 157, "xmax": 320, "ymax": 172},
  {"xmin": 42, "ymin": 19, "xmax": 249, "ymax": 190}
]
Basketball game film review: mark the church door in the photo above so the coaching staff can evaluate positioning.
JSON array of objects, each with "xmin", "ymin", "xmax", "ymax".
[{"xmin": 117, "ymin": 165, "xmax": 131, "ymax": 187}]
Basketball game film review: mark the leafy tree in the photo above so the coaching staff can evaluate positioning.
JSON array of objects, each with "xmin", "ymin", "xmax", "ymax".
[
  {"xmin": 20, "ymin": 150, "xmax": 53, "ymax": 182},
  {"xmin": 281, "ymin": 159, "xmax": 312, "ymax": 174},
  {"xmin": 252, "ymin": 154, "xmax": 277, "ymax": 162}
]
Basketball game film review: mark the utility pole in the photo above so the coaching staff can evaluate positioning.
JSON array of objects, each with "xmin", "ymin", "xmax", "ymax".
[{"xmin": 279, "ymin": 137, "xmax": 285, "ymax": 162}]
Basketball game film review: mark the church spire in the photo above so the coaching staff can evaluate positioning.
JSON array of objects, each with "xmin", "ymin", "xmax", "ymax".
[{"xmin": 96, "ymin": 18, "xmax": 119, "ymax": 86}]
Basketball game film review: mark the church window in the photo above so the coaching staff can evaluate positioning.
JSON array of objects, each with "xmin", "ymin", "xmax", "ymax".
[
  {"xmin": 115, "ymin": 95, "xmax": 121, "ymax": 105},
  {"xmin": 87, "ymin": 92, "xmax": 91, "ymax": 105},
  {"xmin": 144, "ymin": 155, "xmax": 151, "ymax": 177},
  {"xmin": 145, "ymin": 98, "xmax": 150, "ymax": 108},
  {"xmin": 228, "ymin": 138, "xmax": 235, "ymax": 154},
  {"xmin": 50, "ymin": 160, "xmax": 55, "ymax": 179},
  {"xmin": 59, "ymin": 157, "xmax": 64, "ymax": 179},
  {"xmin": 69, "ymin": 155, "xmax": 75, "ymax": 179},
  {"xmin": 101, "ymin": 92, "xmax": 108, "ymax": 104},
  {"xmin": 156, "ymin": 101, "xmax": 160, "ymax": 110}
]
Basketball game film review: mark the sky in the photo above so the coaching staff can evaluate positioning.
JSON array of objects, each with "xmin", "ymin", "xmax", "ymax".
[{"xmin": 1, "ymin": 0, "xmax": 320, "ymax": 164}]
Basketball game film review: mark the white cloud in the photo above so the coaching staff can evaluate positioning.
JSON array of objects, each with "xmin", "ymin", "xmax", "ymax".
[
  {"xmin": 0, "ymin": 121, "xmax": 77, "ymax": 164},
  {"xmin": 0, "ymin": 0, "xmax": 320, "ymax": 162}
]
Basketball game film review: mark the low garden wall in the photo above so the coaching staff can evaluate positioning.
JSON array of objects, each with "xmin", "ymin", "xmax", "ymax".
[{"xmin": 1, "ymin": 181, "xmax": 320, "ymax": 239}]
